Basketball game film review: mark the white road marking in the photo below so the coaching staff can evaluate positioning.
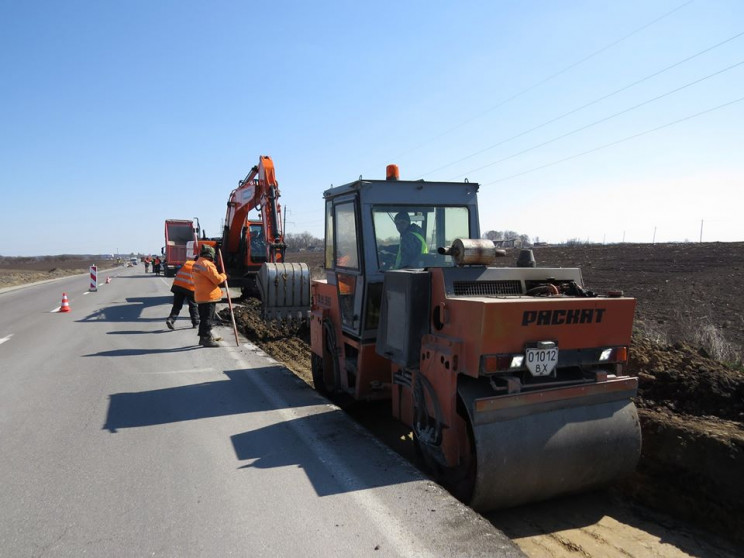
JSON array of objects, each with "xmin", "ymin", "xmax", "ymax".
[
  {"xmin": 0, "ymin": 334, "xmax": 13, "ymax": 345},
  {"xmin": 51, "ymin": 306, "xmax": 61, "ymax": 312}
]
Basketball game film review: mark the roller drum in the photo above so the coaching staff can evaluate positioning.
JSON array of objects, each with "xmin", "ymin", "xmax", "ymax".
[{"xmin": 468, "ymin": 398, "xmax": 641, "ymax": 510}]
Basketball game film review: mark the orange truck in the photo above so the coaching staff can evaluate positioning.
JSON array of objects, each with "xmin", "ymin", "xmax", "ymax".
[{"xmin": 163, "ymin": 219, "xmax": 198, "ymax": 277}]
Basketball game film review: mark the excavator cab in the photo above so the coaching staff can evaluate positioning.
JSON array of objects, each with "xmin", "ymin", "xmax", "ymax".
[{"xmin": 247, "ymin": 222, "xmax": 268, "ymax": 264}]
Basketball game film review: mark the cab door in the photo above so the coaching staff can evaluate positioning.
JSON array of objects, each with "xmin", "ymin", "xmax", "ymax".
[{"xmin": 328, "ymin": 197, "xmax": 363, "ymax": 335}]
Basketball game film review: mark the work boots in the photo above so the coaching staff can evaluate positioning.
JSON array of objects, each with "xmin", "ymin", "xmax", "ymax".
[{"xmin": 199, "ymin": 336, "xmax": 220, "ymax": 348}]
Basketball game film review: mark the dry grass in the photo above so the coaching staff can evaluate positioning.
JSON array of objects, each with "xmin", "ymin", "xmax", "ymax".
[{"xmin": 635, "ymin": 312, "xmax": 743, "ymax": 367}]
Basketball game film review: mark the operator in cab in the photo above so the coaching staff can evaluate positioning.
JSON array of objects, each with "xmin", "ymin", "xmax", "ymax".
[{"xmin": 394, "ymin": 211, "xmax": 428, "ymax": 268}]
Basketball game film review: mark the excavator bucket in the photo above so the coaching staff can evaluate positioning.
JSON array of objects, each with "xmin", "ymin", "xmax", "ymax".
[{"xmin": 258, "ymin": 262, "xmax": 311, "ymax": 320}]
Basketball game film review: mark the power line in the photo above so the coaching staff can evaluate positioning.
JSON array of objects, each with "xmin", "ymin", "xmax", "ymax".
[
  {"xmin": 451, "ymin": 58, "xmax": 744, "ymax": 179},
  {"xmin": 391, "ymin": 0, "xmax": 695, "ymax": 161},
  {"xmin": 481, "ymin": 95, "xmax": 744, "ymax": 185},
  {"xmin": 420, "ymin": 29, "xmax": 744, "ymax": 178}
]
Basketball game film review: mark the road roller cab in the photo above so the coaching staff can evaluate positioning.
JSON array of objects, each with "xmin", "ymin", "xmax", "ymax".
[{"xmin": 309, "ymin": 166, "xmax": 641, "ymax": 510}]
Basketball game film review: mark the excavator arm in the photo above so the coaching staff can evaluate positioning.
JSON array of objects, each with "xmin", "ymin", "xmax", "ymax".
[{"xmin": 223, "ymin": 155, "xmax": 285, "ymax": 262}]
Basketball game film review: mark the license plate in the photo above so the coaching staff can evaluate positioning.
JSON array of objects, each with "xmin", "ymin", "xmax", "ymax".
[{"xmin": 526, "ymin": 343, "xmax": 558, "ymax": 377}]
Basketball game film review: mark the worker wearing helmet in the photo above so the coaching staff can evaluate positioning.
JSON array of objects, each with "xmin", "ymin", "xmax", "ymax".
[
  {"xmin": 165, "ymin": 258, "xmax": 199, "ymax": 330},
  {"xmin": 394, "ymin": 211, "xmax": 428, "ymax": 268},
  {"xmin": 192, "ymin": 244, "xmax": 227, "ymax": 347}
]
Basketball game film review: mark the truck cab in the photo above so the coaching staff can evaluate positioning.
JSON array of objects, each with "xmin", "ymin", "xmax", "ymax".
[{"xmin": 163, "ymin": 219, "xmax": 198, "ymax": 277}]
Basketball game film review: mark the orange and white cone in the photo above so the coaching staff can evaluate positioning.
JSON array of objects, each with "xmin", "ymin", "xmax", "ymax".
[{"xmin": 60, "ymin": 293, "xmax": 70, "ymax": 313}]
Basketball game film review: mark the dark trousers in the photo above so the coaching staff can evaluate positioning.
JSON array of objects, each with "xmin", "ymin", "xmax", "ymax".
[
  {"xmin": 197, "ymin": 302, "xmax": 216, "ymax": 339},
  {"xmin": 169, "ymin": 291, "xmax": 199, "ymax": 325}
]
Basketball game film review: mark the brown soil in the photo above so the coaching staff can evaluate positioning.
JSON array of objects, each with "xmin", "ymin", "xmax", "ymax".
[{"xmin": 225, "ymin": 243, "xmax": 744, "ymax": 549}]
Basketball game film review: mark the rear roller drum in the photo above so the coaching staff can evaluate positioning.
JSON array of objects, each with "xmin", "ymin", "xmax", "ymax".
[
  {"xmin": 311, "ymin": 318, "xmax": 340, "ymax": 395},
  {"xmin": 412, "ymin": 389, "xmax": 476, "ymax": 504},
  {"xmin": 311, "ymin": 353, "xmax": 329, "ymax": 395}
]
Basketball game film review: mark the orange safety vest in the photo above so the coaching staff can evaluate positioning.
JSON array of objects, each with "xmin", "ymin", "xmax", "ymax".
[
  {"xmin": 192, "ymin": 257, "xmax": 227, "ymax": 303},
  {"xmin": 172, "ymin": 260, "xmax": 196, "ymax": 292}
]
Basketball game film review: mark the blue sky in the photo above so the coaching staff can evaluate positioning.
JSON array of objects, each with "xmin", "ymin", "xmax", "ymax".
[{"xmin": 2, "ymin": 0, "xmax": 742, "ymax": 256}]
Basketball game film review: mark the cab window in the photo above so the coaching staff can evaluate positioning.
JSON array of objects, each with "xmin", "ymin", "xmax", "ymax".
[
  {"xmin": 372, "ymin": 205, "xmax": 469, "ymax": 270},
  {"xmin": 334, "ymin": 202, "xmax": 359, "ymax": 270}
]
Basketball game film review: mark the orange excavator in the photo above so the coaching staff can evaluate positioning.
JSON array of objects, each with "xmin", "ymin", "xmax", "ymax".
[
  {"xmin": 218, "ymin": 156, "xmax": 288, "ymax": 298},
  {"xmin": 199, "ymin": 155, "xmax": 310, "ymax": 316}
]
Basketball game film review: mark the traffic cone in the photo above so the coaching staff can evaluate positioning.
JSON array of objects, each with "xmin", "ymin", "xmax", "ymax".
[{"xmin": 60, "ymin": 293, "xmax": 70, "ymax": 313}]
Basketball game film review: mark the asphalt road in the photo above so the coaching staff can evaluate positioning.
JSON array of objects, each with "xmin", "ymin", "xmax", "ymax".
[{"xmin": 0, "ymin": 266, "xmax": 523, "ymax": 557}]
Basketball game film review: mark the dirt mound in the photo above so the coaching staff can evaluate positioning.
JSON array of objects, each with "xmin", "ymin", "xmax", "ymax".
[
  {"xmin": 631, "ymin": 336, "xmax": 744, "ymax": 420},
  {"xmin": 230, "ymin": 299, "xmax": 313, "ymax": 381},
  {"xmin": 626, "ymin": 337, "xmax": 744, "ymax": 544}
]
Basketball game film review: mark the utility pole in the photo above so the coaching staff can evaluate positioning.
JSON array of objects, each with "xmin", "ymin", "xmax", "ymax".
[
  {"xmin": 700, "ymin": 219, "xmax": 704, "ymax": 243},
  {"xmin": 652, "ymin": 227, "xmax": 657, "ymax": 244}
]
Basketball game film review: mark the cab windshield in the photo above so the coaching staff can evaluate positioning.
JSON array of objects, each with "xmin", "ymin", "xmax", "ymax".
[{"xmin": 372, "ymin": 205, "xmax": 469, "ymax": 270}]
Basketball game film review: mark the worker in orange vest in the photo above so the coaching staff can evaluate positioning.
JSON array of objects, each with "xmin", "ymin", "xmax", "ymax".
[
  {"xmin": 192, "ymin": 245, "xmax": 227, "ymax": 347},
  {"xmin": 165, "ymin": 258, "xmax": 199, "ymax": 330}
]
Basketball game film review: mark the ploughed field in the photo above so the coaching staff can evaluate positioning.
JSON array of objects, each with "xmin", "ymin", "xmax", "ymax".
[
  {"xmin": 229, "ymin": 242, "xmax": 744, "ymax": 549},
  {"xmin": 0, "ymin": 256, "xmax": 121, "ymax": 288}
]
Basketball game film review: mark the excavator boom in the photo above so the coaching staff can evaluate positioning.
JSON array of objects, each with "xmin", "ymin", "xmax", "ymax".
[
  {"xmin": 224, "ymin": 155, "xmax": 283, "ymax": 260},
  {"xmin": 217, "ymin": 155, "xmax": 305, "ymax": 304}
]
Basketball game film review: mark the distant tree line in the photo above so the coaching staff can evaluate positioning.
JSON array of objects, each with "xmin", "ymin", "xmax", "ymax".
[
  {"xmin": 285, "ymin": 232, "xmax": 322, "ymax": 252},
  {"xmin": 284, "ymin": 230, "xmax": 717, "ymax": 251},
  {"xmin": 285, "ymin": 230, "xmax": 540, "ymax": 251}
]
